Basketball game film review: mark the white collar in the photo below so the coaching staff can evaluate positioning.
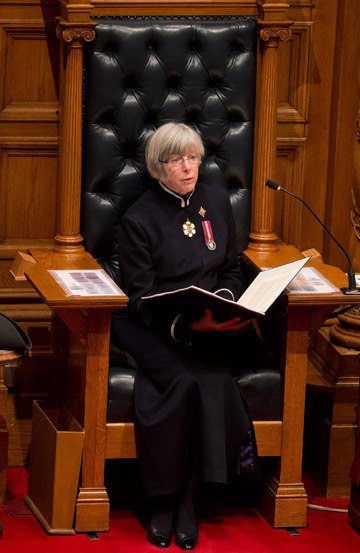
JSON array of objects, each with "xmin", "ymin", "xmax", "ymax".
[{"xmin": 158, "ymin": 181, "xmax": 195, "ymax": 208}]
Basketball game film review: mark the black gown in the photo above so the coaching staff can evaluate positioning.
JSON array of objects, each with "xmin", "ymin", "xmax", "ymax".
[{"xmin": 112, "ymin": 181, "xmax": 262, "ymax": 498}]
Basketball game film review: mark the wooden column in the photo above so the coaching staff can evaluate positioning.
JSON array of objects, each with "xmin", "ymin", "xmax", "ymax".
[
  {"xmin": 248, "ymin": 8, "xmax": 292, "ymax": 252},
  {"xmin": 54, "ymin": 21, "xmax": 96, "ymax": 254}
]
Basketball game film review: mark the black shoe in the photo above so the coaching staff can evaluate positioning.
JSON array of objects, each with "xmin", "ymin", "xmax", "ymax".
[
  {"xmin": 174, "ymin": 474, "xmax": 199, "ymax": 550},
  {"xmin": 146, "ymin": 495, "xmax": 174, "ymax": 548},
  {"xmin": 147, "ymin": 526, "xmax": 171, "ymax": 548},
  {"xmin": 175, "ymin": 531, "xmax": 198, "ymax": 550}
]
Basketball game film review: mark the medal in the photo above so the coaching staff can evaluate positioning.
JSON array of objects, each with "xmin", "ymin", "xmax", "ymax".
[
  {"xmin": 199, "ymin": 206, "xmax": 206, "ymax": 218},
  {"xmin": 183, "ymin": 219, "xmax": 196, "ymax": 237},
  {"xmin": 202, "ymin": 220, "xmax": 216, "ymax": 250}
]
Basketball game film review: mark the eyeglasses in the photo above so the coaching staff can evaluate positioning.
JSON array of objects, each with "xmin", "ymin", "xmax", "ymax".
[{"xmin": 159, "ymin": 155, "xmax": 201, "ymax": 167}]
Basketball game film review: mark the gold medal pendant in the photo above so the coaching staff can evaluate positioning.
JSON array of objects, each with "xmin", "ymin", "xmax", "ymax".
[{"xmin": 182, "ymin": 219, "xmax": 196, "ymax": 238}]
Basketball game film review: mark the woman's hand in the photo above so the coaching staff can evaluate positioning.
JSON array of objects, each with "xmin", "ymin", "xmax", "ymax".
[{"xmin": 188, "ymin": 309, "xmax": 251, "ymax": 332}]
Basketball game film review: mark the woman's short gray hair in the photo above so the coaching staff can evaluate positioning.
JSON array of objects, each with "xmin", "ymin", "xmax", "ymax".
[{"xmin": 145, "ymin": 122, "xmax": 205, "ymax": 181}]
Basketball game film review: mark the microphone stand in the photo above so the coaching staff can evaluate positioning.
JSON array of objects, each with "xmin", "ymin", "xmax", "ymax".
[{"xmin": 265, "ymin": 179, "xmax": 360, "ymax": 295}]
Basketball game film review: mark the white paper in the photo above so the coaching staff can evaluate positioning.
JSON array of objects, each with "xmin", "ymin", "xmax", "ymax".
[
  {"xmin": 48, "ymin": 269, "xmax": 125, "ymax": 297},
  {"xmin": 286, "ymin": 267, "xmax": 340, "ymax": 294},
  {"xmin": 237, "ymin": 257, "xmax": 310, "ymax": 313}
]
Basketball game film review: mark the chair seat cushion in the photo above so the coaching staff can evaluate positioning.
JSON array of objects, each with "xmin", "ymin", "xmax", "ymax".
[{"xmin": 107, "ymin": 361, "xmax": 282, "ymax": 423}]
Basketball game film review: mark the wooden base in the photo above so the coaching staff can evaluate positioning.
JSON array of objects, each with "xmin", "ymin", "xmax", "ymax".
[
  {"xmin": 305, "ymin": 328, "xmax": 360, "ymax": 497},
  {"xmin": 75, "ymin": 487, "xmax": 110, "ymax": 533},
  {"xmin": 261, "ymin": 477, "xmax": 308, "ymax": 528},
  {"xmin": 24, "ymin": 495, "xmax": 76, "ymax": 535}
]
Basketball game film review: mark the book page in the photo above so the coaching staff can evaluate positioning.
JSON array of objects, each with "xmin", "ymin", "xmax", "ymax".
[
  {"xmin": 237, "ymin": 257, "xmax": 309, "ymax": 314},
  {"xmin": 48, "ymin": 269, "xmax": 125, "ymax": 297}
]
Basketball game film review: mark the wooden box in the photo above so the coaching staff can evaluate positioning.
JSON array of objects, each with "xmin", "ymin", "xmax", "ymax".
[{"xmin": 25, "ymin": 401, "xmax": 84, "ymax": 534}]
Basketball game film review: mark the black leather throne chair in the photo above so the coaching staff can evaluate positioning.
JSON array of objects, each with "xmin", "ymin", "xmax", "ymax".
[{"xmin": 82, "ymin": 16, "xmax": 282, "ymax": 427}]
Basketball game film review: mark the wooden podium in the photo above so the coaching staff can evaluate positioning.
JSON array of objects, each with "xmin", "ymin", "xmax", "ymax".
[{"xmin": 25, "ymin": 250, "xmax": 128, "ymax": 532}]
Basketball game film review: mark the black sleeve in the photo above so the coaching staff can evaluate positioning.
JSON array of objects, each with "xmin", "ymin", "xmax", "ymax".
[
  {"xmin": 214, "ymin": 195, "xmax": 243, "ymax": 301},
  {"xmin": 118, "ymin": 214, "xmax": 181, "ymax": 336}
]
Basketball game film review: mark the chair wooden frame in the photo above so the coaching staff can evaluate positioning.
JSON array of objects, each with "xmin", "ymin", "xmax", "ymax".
[{"xmin": 24, "ymin": 0, "xmax": 354, "ymax": 534}]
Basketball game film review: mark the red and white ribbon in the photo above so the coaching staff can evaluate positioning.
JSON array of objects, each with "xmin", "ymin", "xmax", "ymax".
[{"xmin": 202, "ymin": 220, "xmax": 216, "ymax": 250}]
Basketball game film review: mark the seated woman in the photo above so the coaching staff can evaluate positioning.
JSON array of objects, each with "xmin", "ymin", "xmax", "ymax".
[{"xmin": 112, "ymin": 122, "xmax": 268, "ymax": 550}]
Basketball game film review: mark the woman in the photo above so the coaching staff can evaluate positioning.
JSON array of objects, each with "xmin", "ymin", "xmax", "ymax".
[{"xmin": 112, "ymin": 122, "xmax": 265, "ymax": 549}]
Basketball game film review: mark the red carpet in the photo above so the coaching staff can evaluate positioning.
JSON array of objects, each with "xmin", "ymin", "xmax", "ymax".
[{"xmin": 1, "ymin": 467, "xmax": 360, "ymax": 553}]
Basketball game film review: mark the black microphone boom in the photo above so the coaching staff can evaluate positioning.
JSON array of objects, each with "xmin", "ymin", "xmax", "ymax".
[{"xmin": 265, "ymin": 179, "xmax": 359, "ymax": 295}]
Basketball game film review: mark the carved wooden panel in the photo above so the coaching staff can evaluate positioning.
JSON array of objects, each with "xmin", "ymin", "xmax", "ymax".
[
  {"xmin": 0, "ymin": 26, "xmax": 59, "ymax": 120},
  {"xmin": 278, "ymin": 23, "xmax": 312, "ymax": 124},
  {"xmin": 0, "ymin": 3, "xmax": 60, "ymax": 259},
  {"xmin": 275, "ymin": 4, "xmax": 313, "ymax": 248},
  {"xmin": 0, "ymin": 148, "xmax": 57, "ymax": 248}
]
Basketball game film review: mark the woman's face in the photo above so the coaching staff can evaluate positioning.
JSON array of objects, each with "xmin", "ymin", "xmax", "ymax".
[{"xmin": 161, "ymin": 150, "xmax": 200, "ymax": 196}]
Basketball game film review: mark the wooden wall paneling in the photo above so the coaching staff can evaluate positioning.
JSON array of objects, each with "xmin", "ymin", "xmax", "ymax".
[
  {"xmin": 323, "ymin": 0, "xmax": 360, "ymax": 272},
  {"xmin": 350, "ymin": 65, "xmax": 360, "ymax": 272},
  {"xmin": 277, "ymin": 23, "xmax": 312, "ymax": 125},
  {"xmin": 0, "ymin": 4, "xmax": 60, "ymax": 258},
  {"xmin": 275, "ymin": 13, "xmax": 312, "ymax": 248},
  {"xmin": 0, "ymin": 147, "xmax": 58, "ymax": 250},
  {"xmin": 300, "ymin": 0, "xmax": 338, "ymax": 257},
  {"xmin": 275, "ymin": 139, "xmax": 307, "ymax": 246},
  {"xmin": 0, "ymin": 24, "xmax": 59, "ymax": 121},
  {"xmin": 0, "ymin": 4, "xmax": 60, "ymax": 467}
]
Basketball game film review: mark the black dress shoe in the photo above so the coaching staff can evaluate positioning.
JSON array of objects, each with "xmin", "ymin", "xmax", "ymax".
[
  {"xmin": 175, "ymin": 531, "xmax": 198, "ymax": 550},
  {"xmin": 174, "ymin": 473, "xmax": 199, "ymax": 550},
  {"xmin": 147, "ymin": 527, "xmax": 171, "ymax": 548},
  {"xmin": 146, "ymin": 495, "xmax": 174, "ymax": 548}
]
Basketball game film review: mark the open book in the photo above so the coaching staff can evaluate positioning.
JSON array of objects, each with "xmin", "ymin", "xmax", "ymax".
[{"xmin": 142, "ymin": 257, "xmax": 310, "ymax": 320}]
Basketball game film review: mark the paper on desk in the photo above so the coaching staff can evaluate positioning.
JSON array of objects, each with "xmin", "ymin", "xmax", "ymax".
[
  {"xmin": 286, "ymin": 267, "xmax": 340, "ymax": 294},
  {"xmin": 48, "ymin": 269, "xmax": 125, "ymax": 296}
]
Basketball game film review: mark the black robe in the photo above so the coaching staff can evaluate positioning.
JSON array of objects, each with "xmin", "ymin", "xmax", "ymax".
[{"xmin": 112, "ymin": 182, "xmax": 262, "ymax": 497}]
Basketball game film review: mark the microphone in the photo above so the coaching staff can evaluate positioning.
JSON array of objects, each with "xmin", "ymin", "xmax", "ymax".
[{"xmin": 265, "ymin": 179, "xmax": 359, "ymax": 295}]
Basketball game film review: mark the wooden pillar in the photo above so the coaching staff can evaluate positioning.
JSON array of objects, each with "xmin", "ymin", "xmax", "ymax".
[
  {"xmin": 248, "ymin": 4, "xmax": 292, "ymax": 252},
  {"xmin": 54, "ymin": 21, "xmax": 96, "ymax": 254}
]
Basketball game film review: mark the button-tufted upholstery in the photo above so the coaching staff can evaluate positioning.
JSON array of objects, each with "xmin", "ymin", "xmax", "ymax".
[{"xmin": 82, "ymin": 16, "xmax": 282, "ymax": 425}]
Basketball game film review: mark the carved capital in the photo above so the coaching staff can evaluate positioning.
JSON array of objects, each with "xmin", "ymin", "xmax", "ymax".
[
  {"xmin": 259, "ymin": 26, "xmax": 292, "ymax": 44},
  {"xmin": 356, "ymin": 115, "xmax": 360, "ymax": 142},
  {"xmin": 56, "ymin": 23, "xmax": 96, "ymax": 47}
]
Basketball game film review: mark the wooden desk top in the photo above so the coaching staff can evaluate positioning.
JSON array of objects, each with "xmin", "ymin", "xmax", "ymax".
[
  {"xmin": 244, "ymin": 244, "xmax": 360, "ymax": 308},
  {"xmin": 26, "ymin": 249, "xmax": 128, "ymax": 310},
  {"xmin": 25, "ymin": 245, "xmax": 360, "ymax": 311}
]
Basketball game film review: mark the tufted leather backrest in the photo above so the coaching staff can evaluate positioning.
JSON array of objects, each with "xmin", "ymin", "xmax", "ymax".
[{"xmin": 82, "ymin": 16, "xmax": 257, "ymax": 284}]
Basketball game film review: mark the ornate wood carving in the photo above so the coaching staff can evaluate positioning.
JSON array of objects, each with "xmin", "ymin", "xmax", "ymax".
[{"xmin": 329, "ymin": 306, "xmax": 360, "ymax": 350}]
